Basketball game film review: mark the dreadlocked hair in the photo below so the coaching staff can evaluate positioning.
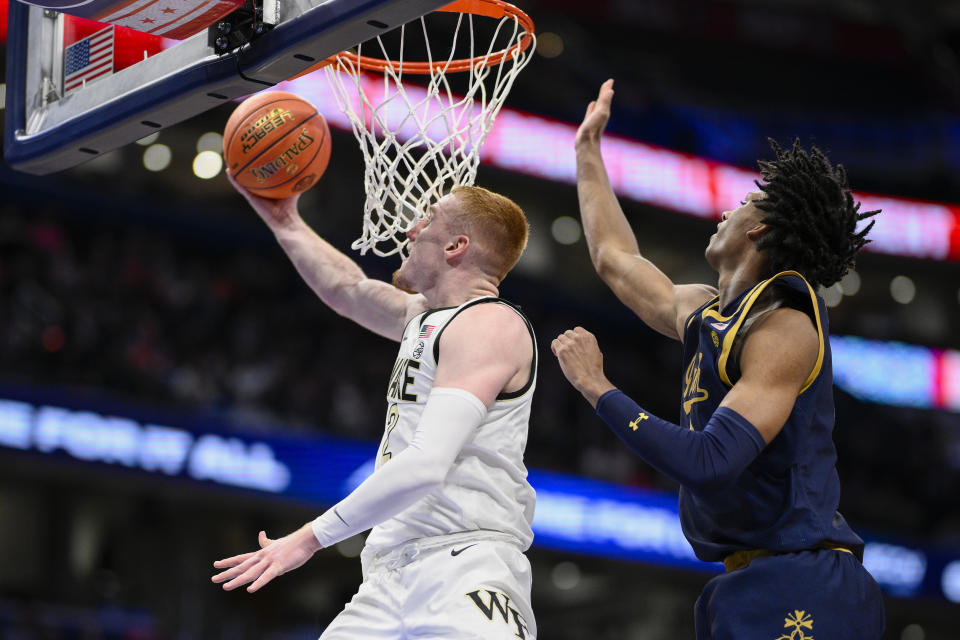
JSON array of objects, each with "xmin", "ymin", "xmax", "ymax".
[{"xmin": 753, "ymin": 138, "xmax": 880, "ymax": 288}]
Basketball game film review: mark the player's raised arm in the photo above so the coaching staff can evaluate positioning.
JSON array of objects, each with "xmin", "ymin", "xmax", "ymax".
[
  {"xmin": 576, "ymin": 80, "xmax": 716, "ymax": 340},
  {"xmin": 228, "ymin": 172, "xmax": 426, "ymax": 342}
]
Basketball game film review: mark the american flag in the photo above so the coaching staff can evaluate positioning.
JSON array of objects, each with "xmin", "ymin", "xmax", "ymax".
[
  {"xmin": 63, "ymin": 26, "xmax": 114, "ymax": 94},
  {"xmin": 419, "ymin": 325, "xmax": 436, "ymax": 339}
]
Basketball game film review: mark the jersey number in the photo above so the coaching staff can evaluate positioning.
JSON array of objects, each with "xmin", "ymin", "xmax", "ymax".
[{"xmin": 380, "ymin": 403, "xmax": 400, "ymax": 464}]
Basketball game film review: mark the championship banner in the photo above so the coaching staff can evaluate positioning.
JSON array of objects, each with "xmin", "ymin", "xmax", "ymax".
[{"xmin": 18, "ymin": 0, "xmax": 245, "ymax": 39}]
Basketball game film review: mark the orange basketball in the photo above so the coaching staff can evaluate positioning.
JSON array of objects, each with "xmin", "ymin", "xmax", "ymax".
[{"xmin": 223, "ymin": 91, "xmax": 331, "ymax": 199}]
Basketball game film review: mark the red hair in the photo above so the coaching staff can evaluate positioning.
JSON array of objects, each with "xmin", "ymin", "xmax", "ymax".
[{"xmin": 450, "ymin": 186, "xmax": 529, "ymax": 281}]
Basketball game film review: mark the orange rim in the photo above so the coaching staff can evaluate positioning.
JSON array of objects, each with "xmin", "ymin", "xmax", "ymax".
[{"xmin": 332, "ymin": 0, "xmax": 535, "ymax": 75}]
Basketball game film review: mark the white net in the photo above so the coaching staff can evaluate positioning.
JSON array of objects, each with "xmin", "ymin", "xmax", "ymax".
[{"xmin": 324, "ymin": 8, "xmax": 535, "ymax": 257}]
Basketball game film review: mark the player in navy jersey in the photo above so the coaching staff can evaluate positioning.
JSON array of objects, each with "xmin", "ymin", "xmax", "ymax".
[{"xmin": 552, "ymin": 79, "xmax": 885, "ymax": 639}]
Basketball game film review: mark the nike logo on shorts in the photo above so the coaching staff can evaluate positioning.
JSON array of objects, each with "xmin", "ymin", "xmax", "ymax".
[{"xmin": 451, "ymin": 544, "xmax": 477, "ymax": 557}]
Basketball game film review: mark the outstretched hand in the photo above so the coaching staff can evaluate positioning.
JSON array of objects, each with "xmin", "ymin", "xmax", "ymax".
[
  {"xmin": 211, "ymin": 525, "xmax": 322, "ymax": 593},
  {"xmin": 551, "ymin": 327, "xmax": 617, "ymax": 408},
  {"xmin": 226, "ymin": 170, "xmax": 302, "ymax": 231},
  {"xmin": 575, "ymin": 79, "xmax": 615, "ymax": 149}
]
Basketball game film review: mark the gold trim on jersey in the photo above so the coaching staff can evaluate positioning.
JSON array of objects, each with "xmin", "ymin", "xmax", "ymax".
[
  {"xmin": 686, "ymin": 296, "xmax": 719, "ymax": 333},
  {"xmin": 722, "ymin": 542, "xmax": 854, "ymax": 572},
  {"xmin": 711, "ymin": 271, "xmax": 825, "ymax": 395}
]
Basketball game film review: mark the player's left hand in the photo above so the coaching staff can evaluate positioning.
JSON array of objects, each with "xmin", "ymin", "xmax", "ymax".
[
  {"xmin": 211, "ymin": 524, "xmax": 322, "ymax": 593},
  {"xmin": 575, "ymin": 78, "xmax": 614, "ymax": 150},
  {"xmin": 551, "ymin": 327, "xmax": 616, "ymax": 408}
]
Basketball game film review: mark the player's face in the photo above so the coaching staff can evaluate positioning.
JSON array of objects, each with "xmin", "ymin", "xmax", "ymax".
[
  {"xmin": 705, "ymin": 191, "xmax": 766, "ymax": 269},
  {"xmin": 392, "ymin": 195, "xmax": 459, "ymax": 292}
]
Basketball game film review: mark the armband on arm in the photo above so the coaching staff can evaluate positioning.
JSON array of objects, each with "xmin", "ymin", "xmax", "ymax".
[
  {"xmin": 310, "ymin": 388, "xmax": 487, "ymax": 548},
  {"xmin": 595, "ymin": 389, "xmax": 765, "ymax": 492}
]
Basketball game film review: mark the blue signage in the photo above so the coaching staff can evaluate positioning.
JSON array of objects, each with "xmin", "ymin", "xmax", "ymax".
[{"xmin": 0, "ymin": 386, "xmax": 957, "ymax": 602}]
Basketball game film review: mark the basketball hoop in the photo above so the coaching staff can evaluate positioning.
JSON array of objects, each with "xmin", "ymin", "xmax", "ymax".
[{"xmin": 324, "ymin": 0, "xmax": 536, "ymax": 257}]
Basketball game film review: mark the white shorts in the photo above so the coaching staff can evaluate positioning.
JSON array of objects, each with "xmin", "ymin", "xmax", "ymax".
[{"xmin": 320, "ymin": 532, "xmax": 536, "ymax": 640}]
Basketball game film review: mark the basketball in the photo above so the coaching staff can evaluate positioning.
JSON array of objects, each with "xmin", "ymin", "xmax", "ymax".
[{"xmin": 223, "ymin": 91, "xmax": 331, "ymax": 199}]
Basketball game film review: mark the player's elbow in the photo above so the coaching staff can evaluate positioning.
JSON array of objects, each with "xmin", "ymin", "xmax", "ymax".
[
  {"xmin": 681, "ymin": 413, "xmax": 762, "ymax": 493},
  {"xmin": 672, "ymin": 438, "xmax": 739, "ymax": 492},
  {"xmin": 591, "ymin": 245, "xmax": 622, "ymax": 280},
  {"xmin": 680, "ymin": 446, "xmax": 746, "ymax": 493},
  {"xmin": 682, "ymin": 466, "xmax": 741, "ymax": 494}
]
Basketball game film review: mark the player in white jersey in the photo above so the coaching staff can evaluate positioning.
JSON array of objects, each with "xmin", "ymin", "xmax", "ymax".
[{"xmin": 212, "ymin": 177, "xmax": 538, "ymax": 640}]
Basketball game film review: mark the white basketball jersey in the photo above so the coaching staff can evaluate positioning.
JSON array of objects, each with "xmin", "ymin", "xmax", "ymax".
[{"xmin": 363, "ymin": 297, "xmax": 537, "ymax": 555}]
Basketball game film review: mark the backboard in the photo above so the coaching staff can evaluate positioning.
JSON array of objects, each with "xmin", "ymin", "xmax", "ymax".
[{"xmin": 4, "ymin": 0, "xmax": 450, "ymax": 174}]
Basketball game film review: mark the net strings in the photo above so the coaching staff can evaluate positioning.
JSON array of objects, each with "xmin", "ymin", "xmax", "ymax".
[{"xmin": 326, "ymin": 13, "xmax": 536, "ymax": 257}]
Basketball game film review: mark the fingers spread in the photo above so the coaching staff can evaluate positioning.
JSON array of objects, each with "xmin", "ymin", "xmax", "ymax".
[
  {"xmin": 211, "ymin": 565, "xmax": 244, "ymax": 585},
  {"xmin": 212, "ymin": 551, "xmax": 255, "ymax": 569},
  {"xmin": 247, "ymin": 563, "xmax": 284, "ymax": 593},
  {"xmin": 221, "ymin": 558, "xmax": 270, "ymax": 591},
  {"xmin": 212, "ymin": 551, "xmax": 262, "ymax": 584}
]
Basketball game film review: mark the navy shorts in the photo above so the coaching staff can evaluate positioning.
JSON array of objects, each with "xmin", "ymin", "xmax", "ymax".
[{"xmin": 695, "ymin": 548, "xmax": 884, "ymax": 640}]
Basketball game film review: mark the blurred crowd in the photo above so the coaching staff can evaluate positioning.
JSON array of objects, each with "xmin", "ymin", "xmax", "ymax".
[
  {"xmin": 1, "ymin": 199, "xmax": 957, "ymax": 542},
  {"xmin": 5, "ymin": 0, "xmax": 960, "ymax": 636}
]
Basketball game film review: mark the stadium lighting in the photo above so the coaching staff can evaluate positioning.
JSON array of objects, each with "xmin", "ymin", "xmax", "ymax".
[
  {"xmin": 196, "ymin": 132, "xmax": 224, "ymax": 154},
  {"xmin": 551, "ymin": 561, "xmax": 581, "ymax": 590},
  {"xmin": 551, "ymin": 216, "xmax": 582, "ymax": 245},
  {"xmin": 142, "ymin": 143, "xmax": 171, "ymax": 172},
  {"xmin": 192, "ymin": 150, "xmax": 223, "ymax": 179},
  {"xmin": 890, "ymin": 275, "xmax": 916, "ymax": 304},
  {"xmin": 839, "ymin": 270, "xmax": 861, "ymax": 296},
  {"xmin": 821, "ymin": 284, "xmax": 843, "ymax": 308},
  {"xmin": 537, "ymin": 32, "xmax": 564, "ymax": 58}
]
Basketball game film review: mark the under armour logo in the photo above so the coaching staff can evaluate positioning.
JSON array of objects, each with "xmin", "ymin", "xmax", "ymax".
[{"xmin": 629, "ymin": 412, "xmax": 649, "ymax": 430}]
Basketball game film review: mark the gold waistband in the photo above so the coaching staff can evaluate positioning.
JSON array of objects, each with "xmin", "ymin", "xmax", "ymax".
[{"xmin": 722, "ymin": 543, "xmax": 854, "ymax": 572}]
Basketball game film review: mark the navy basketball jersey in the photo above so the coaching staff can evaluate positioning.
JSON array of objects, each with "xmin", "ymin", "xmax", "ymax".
[{"xmin": 678, "ymin": 271, "xmax": 864, "ymax": 563}]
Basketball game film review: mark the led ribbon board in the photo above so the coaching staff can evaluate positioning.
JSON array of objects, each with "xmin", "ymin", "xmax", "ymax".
[
  {"xmin": 0, "ymin": 384, "xmax": 956, "ymax": 601},
  {"xmin": 275, "ymin": 72, "xmax": 960, "ymax": 262},
  {"xmin": 831, "ymin": 335, "xmax": 960, "ymax": 411}
]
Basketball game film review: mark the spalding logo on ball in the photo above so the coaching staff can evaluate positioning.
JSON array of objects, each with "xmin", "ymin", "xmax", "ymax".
[{"xmin": 223, "ymin": 91, "xmax": 332, "ymax": 199}]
